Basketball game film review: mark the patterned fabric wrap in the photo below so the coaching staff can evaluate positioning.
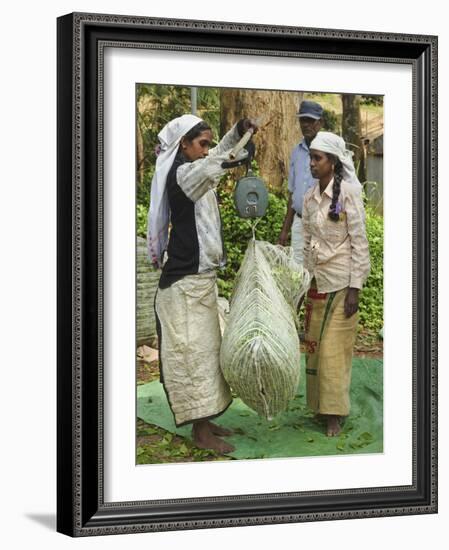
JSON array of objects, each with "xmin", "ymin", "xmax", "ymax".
[
  {"xmin": 304, "ymin": 285, "xmax": 358, "ymax": 416},
  {"xmin": 155, "ymin": 272, "xmax": 232, "ymax": 426}
]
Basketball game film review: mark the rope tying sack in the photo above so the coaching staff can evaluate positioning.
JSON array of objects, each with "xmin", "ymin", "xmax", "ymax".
[{"xmin": 220, "ymin": 239, "xmax": 310, "ymax": 420}]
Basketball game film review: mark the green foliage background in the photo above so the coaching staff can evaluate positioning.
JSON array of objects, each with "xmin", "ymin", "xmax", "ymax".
[
  {"xmin": 137, "ymin": 186, "xmax": 383, "ymax": 332},
  {"xmin": 358, "ymin": 206, "xmax": 383, "ymax": 331}
]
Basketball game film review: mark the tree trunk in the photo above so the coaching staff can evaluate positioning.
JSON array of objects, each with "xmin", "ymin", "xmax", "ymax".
[
  {"xmin": 136, "ymin": 115, "xmax": 145, "ymax": 188},
  {"xmin": 341, "ymin": 94, "xmax": 366, "ymax": 183},
  {"xmin": 220, "ymin": 89, "xmax": 303, "ymax": 190}
]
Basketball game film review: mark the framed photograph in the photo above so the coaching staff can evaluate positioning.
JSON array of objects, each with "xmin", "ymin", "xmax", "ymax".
[
  {"xmin": 134, "ymin": 83, "xmax": 385, "ymax": 465},
  {"xmin": 57, "ymin": 12, "xmax": 437, "ymax": 536}
]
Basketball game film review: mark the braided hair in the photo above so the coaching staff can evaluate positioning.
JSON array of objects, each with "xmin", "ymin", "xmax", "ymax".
[{"xmin": 327, "ymin": 154, "xmax": 344, "ymax": 222}]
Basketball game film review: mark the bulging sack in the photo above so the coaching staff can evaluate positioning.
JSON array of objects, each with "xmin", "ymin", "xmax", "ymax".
[{"xmin": 220, "ymin": 240, "xmax": 310, "ymax": 419}]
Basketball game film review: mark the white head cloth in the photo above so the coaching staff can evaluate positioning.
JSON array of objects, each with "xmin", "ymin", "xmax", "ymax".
[
  {"xmin": 147, "ymin": 114, "xmax": 203, "ymax": 267},
  {"xmin": 309, "ymin": 131, "xmax": 361, "ymax": 187}
]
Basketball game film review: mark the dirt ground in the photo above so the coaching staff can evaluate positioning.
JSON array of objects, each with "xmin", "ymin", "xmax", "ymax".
[
  {"xmin": 136, "ymin": 328, "xmax": 383, "ymax": 462},
  {"xmin": 353, "ymin": 328, "xmax": 383, "ymax": 359}
]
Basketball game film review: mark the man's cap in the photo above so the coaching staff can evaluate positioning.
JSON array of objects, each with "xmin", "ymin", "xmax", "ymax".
[{"xmin": 297, "ymin": 100, "xmax": 323, "ymax": 120}]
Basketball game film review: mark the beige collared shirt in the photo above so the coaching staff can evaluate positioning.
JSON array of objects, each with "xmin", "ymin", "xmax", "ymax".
[{"xmin": 302, "ymin": 178, "xmax": 370, "ymax": 293}]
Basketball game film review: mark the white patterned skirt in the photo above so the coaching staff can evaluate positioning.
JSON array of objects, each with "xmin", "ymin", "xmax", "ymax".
[{"xmin": 155, "ymin": 272, "xmax": 232, "ymax": 426}]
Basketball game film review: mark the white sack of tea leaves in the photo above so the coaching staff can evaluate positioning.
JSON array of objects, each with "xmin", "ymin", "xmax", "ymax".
[{"xmin": 220, "ymin": 240, "xmax": 310, "ymax": 420}]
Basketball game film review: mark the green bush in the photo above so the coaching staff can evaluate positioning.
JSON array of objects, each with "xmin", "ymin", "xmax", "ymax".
[
  {"xmin": 361, "ymin": 95, "xmax": 383, "ymax": 106},
  {"xmin": 358, "ymin": 206, "xmax": 383, "ymax": 331},
  {"xmin": 137, "ymin": 186, "xmax": 383, "ymax": 332},
  {"xmin": 137, "ymin": 167, "xmax": 153, "ymax": 208},
  {"xmin": 137, "ymin": 203, "xmax": 148, "ymax": 238},
  {"xmin": 322, "ymin": 108, "xmax": 339, "ymax": 132}
]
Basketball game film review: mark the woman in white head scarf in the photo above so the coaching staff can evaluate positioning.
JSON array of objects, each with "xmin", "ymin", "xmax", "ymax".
[
  {"xmin": 148, "ymin": 114, "xmax": 257, "ymax": 454},
  {"xmin": 310, "ymin": 131, "xmax": 361, "ymax": 189},
  {"xmin": 301, "ymin": 132, "xmax": 370, "ymax": 437},
  {"xmin": 147, "ymin": 114, "xmax": 203, "ymax": 267}
]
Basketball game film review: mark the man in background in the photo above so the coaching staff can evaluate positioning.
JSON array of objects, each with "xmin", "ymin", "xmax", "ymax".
[{"xmin": 278, "ymin": 100, "xmax": 323, "ymax": 263}]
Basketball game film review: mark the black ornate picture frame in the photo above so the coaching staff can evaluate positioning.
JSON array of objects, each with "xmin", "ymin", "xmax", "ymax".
[{"xmin": 57, "ymin": 12, "xmax": 437, "ymax": 536}]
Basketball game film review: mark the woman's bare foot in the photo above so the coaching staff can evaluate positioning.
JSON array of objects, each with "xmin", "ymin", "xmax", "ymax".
[
  {"xmin": 326, "ymin": 415, "xmax": 341, "ymax": 437},
  {"xmin": 192, "ymin": 420, "xmax": 235, "ymax": 454},
  {"xmin": 206, "ymin": 421, "xmax": 233, "ymax": 436}
]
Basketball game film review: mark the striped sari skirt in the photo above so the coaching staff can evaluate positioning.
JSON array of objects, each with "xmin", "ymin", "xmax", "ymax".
[{"xmin": 303, "ymin": 283, "xmax": 358, "ymax": 416}]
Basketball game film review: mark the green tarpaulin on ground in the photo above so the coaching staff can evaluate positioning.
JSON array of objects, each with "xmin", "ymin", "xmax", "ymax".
[{"xmin": 137, "ymin": 357, "xmax": 383, "ymax": 460}]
